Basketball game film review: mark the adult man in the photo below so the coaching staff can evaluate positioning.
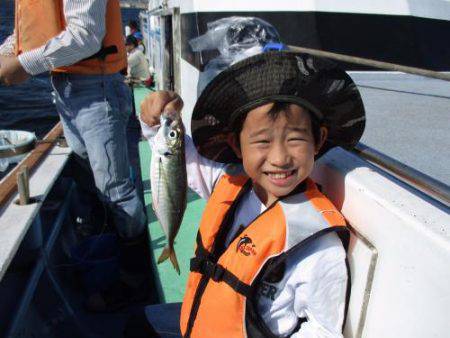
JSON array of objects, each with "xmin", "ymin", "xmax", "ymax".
[{"xmin": 0, "ymin": 0, "xmax": 150, "ymax": 311}]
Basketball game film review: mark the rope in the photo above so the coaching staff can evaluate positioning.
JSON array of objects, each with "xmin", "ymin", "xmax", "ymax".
[{"xmin": 287, "ymin": 45, "xmax": 450, "ymax": 82}]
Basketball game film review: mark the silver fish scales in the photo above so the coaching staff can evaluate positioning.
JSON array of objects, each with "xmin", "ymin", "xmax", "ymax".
[{"xmin": 150, "ymin": 111, "xmax": 187, "ymax": 274}]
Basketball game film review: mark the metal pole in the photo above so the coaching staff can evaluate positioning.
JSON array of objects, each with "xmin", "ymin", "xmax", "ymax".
[{"xmin": 287, "ymin": 45, "xmax": 450, "ymax": 82}]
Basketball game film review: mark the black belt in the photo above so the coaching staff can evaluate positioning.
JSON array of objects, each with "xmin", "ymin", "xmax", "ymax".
[{"xmin": 82, "ymin": 45, "xmax": 118, "ymax": 61}]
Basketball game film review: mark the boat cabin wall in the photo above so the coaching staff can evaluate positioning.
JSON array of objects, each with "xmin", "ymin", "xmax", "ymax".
[
  {"xmin": 143, "ymin": 4, "xmax": 449, "ymax": 130},
  {"xmin": 178, "ymin": 0, "xmax": 450, "ymax": 21}
]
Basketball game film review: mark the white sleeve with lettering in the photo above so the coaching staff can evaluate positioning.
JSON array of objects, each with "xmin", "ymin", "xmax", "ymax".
[
  {"xmin": 291, "ymin": 233, "xmax": 347, "ymax": 338},
  {"xmin": 139, "ymin": 119, "xmax": 226, "ymax": 200},
  {"xmin": 257, "ymin": 233, "xmax": 347, "ymax": 338}
]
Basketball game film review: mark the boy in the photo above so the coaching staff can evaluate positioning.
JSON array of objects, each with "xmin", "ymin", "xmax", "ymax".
[{"xmin": 133, "ymin": 51, "xmax": 365, "ymax": 337}]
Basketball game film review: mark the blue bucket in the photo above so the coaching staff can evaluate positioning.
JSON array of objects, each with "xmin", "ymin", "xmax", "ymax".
[{"xmin": 71, "ymin": 234, "xmax": 120, "ymax": 293}]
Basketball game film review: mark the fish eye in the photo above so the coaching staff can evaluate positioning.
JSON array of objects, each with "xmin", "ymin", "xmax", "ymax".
[{"xmin": 168, "ymin": 130, "xmax": 178, "ymax": 139}]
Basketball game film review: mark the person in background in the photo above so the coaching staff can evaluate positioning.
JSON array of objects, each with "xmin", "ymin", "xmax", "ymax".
[
  {"xmin": 0, "ymin": 0, "xmax": 151, "ymax": 312},
  {"xmin": 129, "ymin": 20, "xmax": 139, "ymax": 34},
  {"xmin": 125, "ymin": 35, "xmax": 151, "ymax": 84},
  {"xmin": 128, "ymin": 20, "xmax": 145, "ymax": 53}
]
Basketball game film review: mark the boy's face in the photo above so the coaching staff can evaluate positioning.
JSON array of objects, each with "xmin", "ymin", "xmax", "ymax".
[{"xmin": 231, "ymin": 103, "xmax": 327, "ymax": 206}]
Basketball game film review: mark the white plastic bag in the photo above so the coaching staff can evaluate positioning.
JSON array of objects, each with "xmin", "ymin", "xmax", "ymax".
[{"xmin": 189, "ymin": 17, "xmax": 281, "ymax": 93}]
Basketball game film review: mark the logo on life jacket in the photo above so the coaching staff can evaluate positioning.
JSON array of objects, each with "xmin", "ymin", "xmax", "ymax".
[{"xmin": 236, "ymin": 235, "xmax": 256, "ymax": 256}]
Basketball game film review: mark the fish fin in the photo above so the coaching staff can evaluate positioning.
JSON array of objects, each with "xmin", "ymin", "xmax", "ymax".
[
  {"xmin": 169, "ymin": 250, "xmax": 181, "ymax": 275},
  {"xmin": 157, "ymin": 246, "xmax": 181, "ymax": 275},
  {"xmin": 157, "ymin": 246, "xmax": 170, "ymax": 264}
]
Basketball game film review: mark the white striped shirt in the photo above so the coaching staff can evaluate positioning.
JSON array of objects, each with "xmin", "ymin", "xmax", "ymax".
[{"xmin": 13, "ymin": 0, "xmax": 109, "ymax": 75}]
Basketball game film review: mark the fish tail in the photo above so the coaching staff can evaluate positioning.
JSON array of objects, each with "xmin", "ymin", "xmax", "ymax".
[
  {"xmin": 169, "ymin": 250, "xmax": 181, "ymax": 275},
  {"xmin": 157, "ymin": 246, "xmax": 181, "ymax": 275},
  {"xmin": 157, "ymin": 246, "xmax": 170, "ymax": 264}
]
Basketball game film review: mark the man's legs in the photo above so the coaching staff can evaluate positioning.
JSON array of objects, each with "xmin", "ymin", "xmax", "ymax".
[
  {"xmin": 72, "ymin": 75, "xmax": 145, "ymax": 237},
  {"xmin": 52, "ymin": 73, "xmax": 151, "ymax": 309},
  {"xmin": 51, "ymin": 76, "xmax": 107, "ymax": 237},
  {"xmin": 52, "ymin": 72, "xmax": 146, "ymax": 235}
]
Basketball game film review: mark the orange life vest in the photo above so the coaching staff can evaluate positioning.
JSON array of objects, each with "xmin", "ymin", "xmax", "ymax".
[
  {"xmin": 180, "ymin": 173, "xmax": 348, "ymax": 338},
  {"xmin": 14, "ymin": 0, "xmax": 127, "ymax": 74}
]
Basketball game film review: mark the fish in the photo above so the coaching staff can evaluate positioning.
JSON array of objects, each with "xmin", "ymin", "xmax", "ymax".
[{"xmin": 150, "ymin": 111, "xmax": 187, "ymax": 274}]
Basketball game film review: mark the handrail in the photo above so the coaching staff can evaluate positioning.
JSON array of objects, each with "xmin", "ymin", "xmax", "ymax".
[
  {"xmin": 286, "ymin": 45, "xmax": 450, "ymax": 205},
  {"xmin": 287, "ymin": 45, "xmax": 450, "ymax": 82},
  {"xmin": 0, "ymin": 123, "xmax": 64, "ymax": 207},
  {"xmin": 353, "ymin": 144, "xmax": 450, "ymax": 207}
]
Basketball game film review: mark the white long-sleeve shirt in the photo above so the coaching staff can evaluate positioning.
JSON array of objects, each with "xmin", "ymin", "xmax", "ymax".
[
  {"xmin": 127, "ymin": 48, "xmax": 150, "ymax": 81},
  {"xmin": 141, "ymin": 121, "xmax": 348, "ymax": 337},
  {"xmin": 0, "ymin": 0, "xmax": 108, "ymax": 75}
]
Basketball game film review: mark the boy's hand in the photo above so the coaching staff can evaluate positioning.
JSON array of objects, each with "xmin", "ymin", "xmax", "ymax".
[{"xmin": 140, "ymin": 91, "xmax": 183, "ymax": 126}]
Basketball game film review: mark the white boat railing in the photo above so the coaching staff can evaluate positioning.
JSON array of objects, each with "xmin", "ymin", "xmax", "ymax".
[
  {"xmin": 285, "ymin": 45, "xmax": 449, "ymax": 207},
  {"xmin": 354, "ymin": 143, "xmax": 450, "ymax": 207}
]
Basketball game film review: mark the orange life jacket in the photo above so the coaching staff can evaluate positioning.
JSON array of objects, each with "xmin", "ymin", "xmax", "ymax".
[
  {"xmin": 180, "ymin": 173, "xmax": 348, "ymax": 338},
  {"xmin": 14, "ymin": 0, "xmax": 127, "ymax": 74}
]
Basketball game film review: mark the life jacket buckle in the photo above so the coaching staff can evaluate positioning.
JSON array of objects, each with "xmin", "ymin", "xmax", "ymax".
[
  {"xmin": 203, "ymin": 260, "xmax": 225, "ymax": 282},
  {"xmin": 212, "ymin": 264, "xmax": 225, "ymax": 282}
]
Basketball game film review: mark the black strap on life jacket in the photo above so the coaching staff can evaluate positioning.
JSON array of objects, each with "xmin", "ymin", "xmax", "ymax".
[
  {"xmin": 82, "ymin": 45, "xmax": 118, "ymax": 61},
  {"xmin": 190, "ymin": 256, "xmax": 252, "ymax": 297},
  {"xmin": 188, "ymin": 179, "xmax": 254, "ymax": 299}
]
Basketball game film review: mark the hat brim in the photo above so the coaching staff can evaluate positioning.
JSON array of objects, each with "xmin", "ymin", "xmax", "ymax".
[{"xmin": 191, "ymin": 51, "xmax": 366, "ymax": 163}]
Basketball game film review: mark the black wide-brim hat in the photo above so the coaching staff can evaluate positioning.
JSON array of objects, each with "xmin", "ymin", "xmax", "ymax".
[{"xmin": 191, "ymin": 51, "xmax": 366, "ymax": 163}]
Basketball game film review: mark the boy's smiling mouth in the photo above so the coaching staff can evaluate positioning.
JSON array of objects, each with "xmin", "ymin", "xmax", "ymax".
[{"xmin": 264, "ymin": 170, "xmax": 297, "ymax": 186}]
